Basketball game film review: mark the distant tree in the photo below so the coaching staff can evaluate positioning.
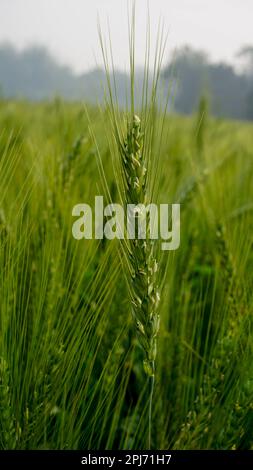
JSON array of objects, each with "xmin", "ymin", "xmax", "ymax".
[
  {"xmin": 0, "ymin": 44, "xmax": 77, "ymax": 99},
  {"xmin": 237, "ymin": 46, "xmax": 253, "ymax": 120},
  {"xmin": 246, "ymin": 86, "xmax": 253, "ymax": 120},
  {"xmin": 208, "ymin": 63, "xmax": 247, "ymax": 119},
  {"xmin": 164, "ymin": 46, "xmax": 209, "ymax": 114},
  {"xmin": 0, "ymin": 43, "xmax": 131, "ymax": 104},
  {"xmin": 163, "ymin": 45, "xmax": 249, "ymax": 120},
  {"xmin": 236, "ymin": 46, "xmax": 253, "ymax": 76}
]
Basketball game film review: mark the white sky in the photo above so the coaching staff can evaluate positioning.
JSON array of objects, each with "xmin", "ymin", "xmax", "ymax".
[{"xmin": 0, "ymin": 0, "xmax": 252, "ymax": 73}]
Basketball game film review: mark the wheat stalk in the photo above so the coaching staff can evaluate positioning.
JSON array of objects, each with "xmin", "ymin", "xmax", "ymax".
[
  {"xmin": 118, "ymin": 114, "xmax": 160, "ymax": 447},
  {"xmin": 97, "ymin": 6, "xmax": 167, "ymax": 447}
]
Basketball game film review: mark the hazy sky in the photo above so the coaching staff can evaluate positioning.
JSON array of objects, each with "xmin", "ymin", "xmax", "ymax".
[{"xmin": 0, "ymin": 0, "xmax": 252, "ymax": 73}]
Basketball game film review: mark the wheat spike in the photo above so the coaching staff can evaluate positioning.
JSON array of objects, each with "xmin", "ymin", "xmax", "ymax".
[{"xmin": 119, "ymin": 114, "xmax": 160, "ymax": 378}]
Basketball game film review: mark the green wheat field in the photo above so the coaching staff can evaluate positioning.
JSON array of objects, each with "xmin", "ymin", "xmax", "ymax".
[{"xmin": 0, "ymin": 96, "xmax": 253, "ymax": 450}]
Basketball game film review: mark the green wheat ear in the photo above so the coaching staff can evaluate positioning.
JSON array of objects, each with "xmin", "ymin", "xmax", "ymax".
[
  {"xmin": 119, "ymin": 114, "xmax": 160, "ymax": 377},
  {"xmin": 97, "ymin": 8, "xmax": 167, "ymax": 447}
]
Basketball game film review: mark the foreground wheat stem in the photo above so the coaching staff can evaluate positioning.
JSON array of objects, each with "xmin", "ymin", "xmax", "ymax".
[
  {"xmin": 118, "ymin": 114, "xmax": 160, "ymax": 448},
  {"xmin": 148, "ymin": 362, "xmax": 155, "ymax": 448}
]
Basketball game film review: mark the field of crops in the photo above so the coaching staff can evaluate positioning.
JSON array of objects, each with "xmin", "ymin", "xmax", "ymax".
[{"xmin": 0, "ymin": 98, "xmax": 253, "ymax": 450}]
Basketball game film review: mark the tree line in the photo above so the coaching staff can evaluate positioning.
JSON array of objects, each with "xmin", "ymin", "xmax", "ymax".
[{"xmin": 0, "ymin": 43, "xmax": 253, "ymax": 120}]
